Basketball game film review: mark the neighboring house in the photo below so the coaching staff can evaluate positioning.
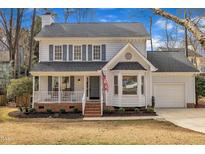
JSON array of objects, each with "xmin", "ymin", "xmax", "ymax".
[
  {"xmin": 158, "ymin": 47, "xmax": 205, "ymax": 72},
  {"xmin": 31, "ymin": 13, "xmax": 198, "ymax": 117},
  {"xmin": 0, "ymin": 50, "xmax": 10, "ymax": 90}
]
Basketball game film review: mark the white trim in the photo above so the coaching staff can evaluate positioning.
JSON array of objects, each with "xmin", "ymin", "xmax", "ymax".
[
  {"xmin": 92, "ymin": 44, "xmax": 102, "ymax": 61},
  {"xmin": 35, "ymin": 37, "xmax": 150, "ymax": 41},
  {"xmin": 103, "ymin": 43, "xmax": 157, "ymax": 71},
  {"xmin": 73, "ymin": 45, "xmax": 82, "ymax": 61},
  {"xmin": 53, "ymin": 45, "xmax": 63, "ymax": 61}
]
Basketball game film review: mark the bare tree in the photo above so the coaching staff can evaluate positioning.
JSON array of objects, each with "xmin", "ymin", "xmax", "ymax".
[
  {"xmin": 153, "ymin": 8, "xmax": 205, "ymax": 50},
  {"xmin": 28, "ymin": 8, "xmax": 36, "ymax": 74},
  {"xmin": 0, "ymin": 8, "xmax": 24, "ymax": 78},
  {"xmin": 64, "ymin": 8, "xmax": 95, "ymax": 23}
]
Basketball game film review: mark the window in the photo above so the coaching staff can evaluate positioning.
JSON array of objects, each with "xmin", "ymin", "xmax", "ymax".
[
  {"xmin": 93, "ymin": 45, "xmax": 101, "ymax": 60},
  {"xmin": 74, "ymin": 45, "xmax": 82, "ymax": 61},
  {"xmin": 61, "ymin": 77, "xmax": 70, "ymax": 91},
  {"xmin": 52, "ymin": 77, "xmax": 59, "ymax": 91},
  {"xmin": 114, "ymin": 76, "xmax": 118, "ymax": 95},
  {"xmin": 141, "ymin": 76, "xmax": 144, "ymax": 95},
  {"xmin": 34, "ymin": 76, "xmax": 39, "ymax": 91},
  {"xmin": 54, "ymin": 46, "xmax": 62, "ymax": 61},
  {"xmin": 122, "ymin": 76, "xmax": 138, "ymax": 95}
]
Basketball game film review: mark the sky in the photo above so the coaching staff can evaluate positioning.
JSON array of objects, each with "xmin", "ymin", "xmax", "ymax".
[{"xmin": 22, "ymin": 8, "xmax": 190, "ymax": 50}]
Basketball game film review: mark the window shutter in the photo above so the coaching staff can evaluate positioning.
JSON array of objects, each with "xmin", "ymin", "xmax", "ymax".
[
  {"xmin": 88, "ymin": 44, "xmax": 92, "ymax": 61},
  {"xmin": 102, "ymin": 44, "xmax": 106, "ymax": 61},
  {"xmin": 63, "ymin": 45, "xmax": 67, "ymax": 61},
  {"xmin": 48, "ymin": 76, "xmax": 52, "ymax": 91},
  {"xmin": 49, "ymin": 45, "xmax": 53, "ymax": 61},
  {"xmin": 82, "ymin": 45, "xmax": 86, "ymax": 61},
  {"xmin": 70, "ymin": 76, "xmax": 74, "ymax": 91},
  {"xmin": 69, "ymin": 45, "xmax": 73, "ymax": 61}
]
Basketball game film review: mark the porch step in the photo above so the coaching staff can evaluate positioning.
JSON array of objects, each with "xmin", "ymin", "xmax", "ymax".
[{"xmin": 84, "ymin": 102, "xmax": 101, "ymax": 117}]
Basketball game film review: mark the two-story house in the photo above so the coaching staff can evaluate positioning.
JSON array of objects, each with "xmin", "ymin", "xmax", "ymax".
[{"xmin": 31, "ymin": 13, "xmax": 198, "ymax": 117}]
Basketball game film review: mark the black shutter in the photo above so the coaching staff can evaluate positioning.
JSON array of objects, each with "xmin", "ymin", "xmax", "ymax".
[
  {"xmin": 63, "ymin": 45, "xmax": 67, "ymax": 61},
  {"xmin": 82, "ymin": 45, "xmax": 86, "ymax": 61},
  {"xmin": 69, "ymin": 45, "xmax": 73, "ymax": 61},
  {"xmin": 49, "ymin": 45, "xmax": 53, "ymax": 61},
  {"xmin": 88, "ymin": 44, "xmax": 92, "ymax": 61},
  {"xmin": 102, "ymin": 44, "xmax": 106, "ymax": 61},
  {"xmin": 48, "ymin": 76, "xmax": 52, "ymax": 91},
  {"xmin": 70, "ymin": 76, "xmax": 74, "ymax": 91}
]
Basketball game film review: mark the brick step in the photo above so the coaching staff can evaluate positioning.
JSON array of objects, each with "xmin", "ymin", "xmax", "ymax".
[
  {"xmin": 85, "ymin": 108, "xmax": 100, "ymax": 111},
  {"xmin": 85, "ymin": 110, "xmax": 101, "ymax": 114},
  {"xmin": 86, "ymin": 104, "xmax": 101, "ymax": 107},
  {"xmin": 84, "ymin": 114, "xmax": 101, "ymax": 117}
]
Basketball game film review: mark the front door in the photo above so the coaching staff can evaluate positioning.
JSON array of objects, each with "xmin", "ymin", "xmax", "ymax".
[{"xmin": 89, "ymin": 76, "xmax": 100, "ymax": 100}]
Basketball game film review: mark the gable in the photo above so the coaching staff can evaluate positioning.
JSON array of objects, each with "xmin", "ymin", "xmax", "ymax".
[{"xmin": 103, "ymin": 43, "xmax": 157, "ymax": 71}]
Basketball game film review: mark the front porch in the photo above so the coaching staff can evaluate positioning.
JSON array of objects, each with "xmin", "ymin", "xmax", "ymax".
[{"xmin": 32, "ymin": 75, "xmax": 104, "ymax": 116}]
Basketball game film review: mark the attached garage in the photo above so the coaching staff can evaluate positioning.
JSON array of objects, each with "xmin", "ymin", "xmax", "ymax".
[{"xmin": 153, "ymin": 83, "xmax": 185, "ymax": 108}]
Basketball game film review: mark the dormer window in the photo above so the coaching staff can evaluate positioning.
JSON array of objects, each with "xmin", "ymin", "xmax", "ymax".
[
  {"xmin": 93, "ymin": 45, "xmax": 101, "ymax": 61},
  {"xmin": 73, "ymin": 45, "xmax": 82, "ymax": 61},
  {"xmin": 54, "ymin": 45, "xmax": 62, "ymax": 61}
]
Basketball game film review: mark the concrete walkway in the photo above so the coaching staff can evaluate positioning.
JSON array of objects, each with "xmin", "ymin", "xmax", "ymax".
[
  {"xmin": 156, "ymin": 108, "xmax": 205, "ymax": 133},
  {"xmin": 83, "ymin": 116, "xmax": 160, "ymax": 121}
]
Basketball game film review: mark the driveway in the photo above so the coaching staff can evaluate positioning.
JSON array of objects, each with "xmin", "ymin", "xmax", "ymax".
[{"xmin": 156, "ymin": 108, "xmax": 205, "ymax": 133}]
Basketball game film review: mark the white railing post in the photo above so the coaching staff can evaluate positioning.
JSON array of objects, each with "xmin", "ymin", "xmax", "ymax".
[
  {"xmin": 58, "ymin": 77, "xmax": 61, "ymax": 103},
  {"xmin": 32, "ymin": 76, "xmax": 35, "ymax": 108},
  {"xmin": 100, "ymin": 75, "xmax": 103, "ymax": 116}
]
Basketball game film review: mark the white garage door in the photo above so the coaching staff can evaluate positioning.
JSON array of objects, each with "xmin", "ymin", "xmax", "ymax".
[{"xmin": 153, "ymin": 83, "xmax": 185, "ymax": 108}]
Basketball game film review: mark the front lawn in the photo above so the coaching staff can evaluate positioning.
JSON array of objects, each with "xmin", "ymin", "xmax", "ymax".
[{"xmin": 1, "ymin": 107, "xmax": 205, "ymax": 144}]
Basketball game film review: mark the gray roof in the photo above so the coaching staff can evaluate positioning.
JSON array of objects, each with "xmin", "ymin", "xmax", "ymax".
[
  {"xmin": 36, "ymin": 23, "xmax": 150, "ymax": 38},
  {"xmin": 158, "ymin": 47, "xmax": 202, "ymax": 57},
  {"xmin": 111, "ymin": 62, "xmax": 146, "ymax": 70},
  {"xmin": 31, "ymin": 62, "xmax": 107, "ymax": 72},
  {"xmin": 147, "ymin": 51, "xmax": 199, "ymax": 72}
]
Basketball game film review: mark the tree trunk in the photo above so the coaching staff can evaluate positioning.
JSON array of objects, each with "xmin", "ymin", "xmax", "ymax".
[
  {"xmin": 184, "ymin": 9, "xmax": 188, "ymax": 57},
  {"xmin": 153, "ymin": 8, "xmax": 205, "ymax": 50},
  {"xmin": 28, "ymin": 8, "xmax": 36, "ymax": 75}
]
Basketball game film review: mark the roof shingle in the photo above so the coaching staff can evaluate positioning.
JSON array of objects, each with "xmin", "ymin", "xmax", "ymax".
[{"xmin": 36, "ymin": 23, "xmax": 150, "ymax": 38}]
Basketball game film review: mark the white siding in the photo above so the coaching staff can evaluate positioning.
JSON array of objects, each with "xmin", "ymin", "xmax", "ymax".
[
  {"xmin": 39, "ymin": 41, "xmax": 49, "ymax": 62},
  {"xmin": 152, "ymin": 73, "xmax": 196, "ymax": 106},
  {"xmin": 39, "ymin": 76, "xmax": 48, "ymax": 91},
  {"xmin": 74, "ymin": 76, "xmax": 84, "ymax": 91},
  {"xmin": 38, "ymin": 39, "xmax": 147, "ymax": 62}
]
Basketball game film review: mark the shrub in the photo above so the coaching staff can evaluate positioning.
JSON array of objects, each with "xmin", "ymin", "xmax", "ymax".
[
  {"xmin": 118, "ymin": 107, "xmax": 125, "ymax": 113},
  {"xmin": 73, "ymin": 108, "xmax": 79, "ymax": 113},
  {"xmin": 134, "ymin": 108, "xmax": 140, "ymax": 113},
  {"xmin": 104, "ymin": 108, "xmax": 112, "ymax": 113},
  {"xmin": 60, "ymin": 109, "xmax": 66, "ymax": 114},
  {"xmin": 7, "ymin": 77, "xmax": 32, "ymax": 100},
  {"xmin": 47, "ymin": 109, "xmax": 53, "ymax": 113},
  {"xmin": 146, "ymin": 106, "xmax": 155, "ymax": 113},
  {"xmin": 195, "ymin": 76, "xmax": 205, "ymax": 105},
  {"xmin": 29, "ymin": 108, "xmax": 36, "ymax": 113}
]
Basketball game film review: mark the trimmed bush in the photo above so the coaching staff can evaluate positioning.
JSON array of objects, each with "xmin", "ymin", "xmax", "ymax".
[
  {"xmin": 196, "ymin": 76, "xmax": 205, "ymax": 105},
  {"xmin": 118, "ymin": 107, "xmax": 125, "ymax": 113},
  {"xmin": 146, "ymin": 106, "xmax": 155, "ymax": 113},
  {"xmin": 104, "ymin": 108, "xmax": 112, "ymax": 113},
  {"xmin": 134, "ymin": 108, "xmax": 140, "ymax": 113},
  {"xmin": 47, "ymin": 109, "xmax": 53, "ymax": 113},
  {"xmin": 60, "ymin": 109, "xmax": 66, "ymax": 114},
  {"xmin": 7, "ymin": 77, "xmax": 32, "ymax": 100},
  {"xmin": 73, "ymin": 108, "xmax": 79, "ymax": 113}
]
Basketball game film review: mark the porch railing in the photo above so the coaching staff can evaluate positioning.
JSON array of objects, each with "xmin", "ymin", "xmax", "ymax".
[{"xmin": 33, "ymin": 91, "xmax": 84, "ymax": 103}]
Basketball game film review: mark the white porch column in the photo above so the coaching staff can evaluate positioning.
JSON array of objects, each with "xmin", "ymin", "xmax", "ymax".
[
  {"xmin": 32, "ymin": 76, "xmax": 35, "ymax": 108},
  {"xmin": 149, "ymin": 71, "xmax": 153, "ymax": 107},
  {"xmin": 138, "ymin": 74, "xmax": 142, "ymax": 99},
  {"xmin": 145, "ymin": 72, "xmax": 148, "ymax": 108},
  {"xmin": 58, "ymin": 76, "xmax": 61, "ymax": 103},
  {"xmin": 83, "ymin": 75, "xmax": 87, "ymax": 98},
  {"xmin": 118, "ymin": 72, "xmax": 122, "ymax": 106},
  {"xmin": 100, "ymin": 75, "xmax": 103, "ymax": 115}
]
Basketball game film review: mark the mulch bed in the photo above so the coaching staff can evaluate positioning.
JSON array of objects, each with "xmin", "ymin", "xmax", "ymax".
[
  {"xmin": 8, "ymin": 111, "xmax": 83, "ymax": 119},
  {"xmin": 103, "ymin": 111, "xmax": 157, "ymax": 117}
]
